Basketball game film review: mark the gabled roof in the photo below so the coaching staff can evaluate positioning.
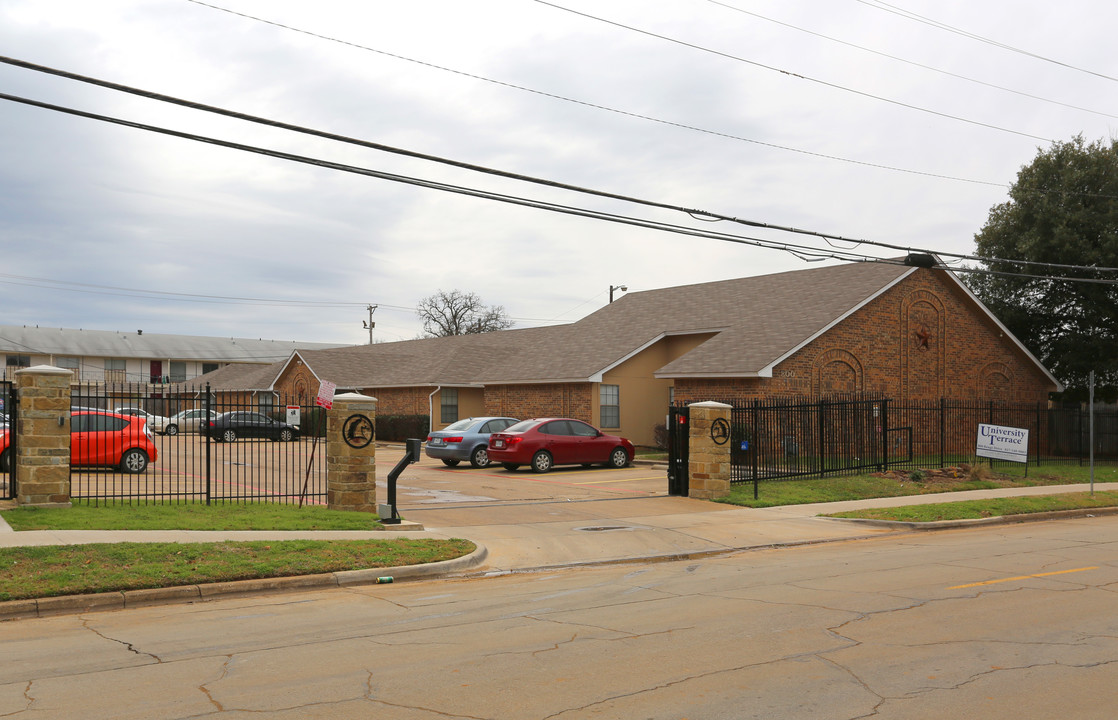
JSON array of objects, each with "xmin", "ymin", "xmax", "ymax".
[
  {"xmin": 0, "ymin": 325, "xmax": 349, "ymax": 363},
  {"xmin": 191, "ymin": 261, "xmax": 1059, "ymax": 392}
]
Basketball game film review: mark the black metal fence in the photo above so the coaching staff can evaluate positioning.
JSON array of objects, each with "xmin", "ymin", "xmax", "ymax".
[
  {"xmin": 1, "ymin": 381, "xmax": 15, "ymax": 500},
  {"xmin": 69, "ymin": 383, "xmax": 328, "ymax": 505},
  {"xmin": 719, "ymin": 396, "xmax": 1118, "ymax": 484}
]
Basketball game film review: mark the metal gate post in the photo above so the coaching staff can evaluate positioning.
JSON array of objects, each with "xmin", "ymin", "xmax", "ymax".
[{"xmin": 667, "ymin": 406, "xmax": 690, "ymax": 496}]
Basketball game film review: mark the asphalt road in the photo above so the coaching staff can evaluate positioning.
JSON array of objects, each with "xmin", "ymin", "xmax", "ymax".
[{"xmin": 4, "ymin": 515, "xmax": 1118, "ymax": 719}]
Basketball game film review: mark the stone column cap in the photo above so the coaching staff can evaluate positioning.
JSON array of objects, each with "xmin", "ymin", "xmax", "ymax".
[
  {"xmin": 334, "ymin": 392, "xmax": 377, "ymax": 402},
  {"xmin": 14, "ymin": 365, "xmax": 73, "ymax": 377},
  {"xmin": 688, "ymin": 400, "xmax": 732, "ymax": 409}
]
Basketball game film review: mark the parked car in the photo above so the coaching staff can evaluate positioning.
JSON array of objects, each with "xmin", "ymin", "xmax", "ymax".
[
  {"xmin": 0, "ymin": 410, "xmax": 158, "ymax": 474},
  {"xmin": 425, "ymin": 416, "xmax": 519, "ymax": 468},
  {"xmin": 487, "ymin": 418, "xmax": 634, "ymax": 473},
  {"xmin": 156, "ymin": 408, "xmax": 217, "ymax": 436},
  {"xmin": 114, "ymin": 407, "xmax": 170, "ymax": 432},
  {"xmin": 202, "ymin": 411, "xmax": 300, "ymax": 442}
]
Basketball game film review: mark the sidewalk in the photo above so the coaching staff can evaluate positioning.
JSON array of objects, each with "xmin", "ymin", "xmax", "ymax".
[{"xmin": 3, "ymin": 482, "xmax": 1118, "ymax": 619}]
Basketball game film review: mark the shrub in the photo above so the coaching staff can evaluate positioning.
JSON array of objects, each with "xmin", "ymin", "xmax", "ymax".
[
  {"xmin": 968, "ymin": 462, "xmax": 992, "ymax": 482},
  {"xmin": 376, "ymin": 414, "xmax": 430, "ymax": 442}
]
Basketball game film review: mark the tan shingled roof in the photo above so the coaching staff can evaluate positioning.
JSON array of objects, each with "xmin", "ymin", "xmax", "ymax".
[{"xmin": 196, "ymin": 261, "xmax": 929, "ymax": 391}]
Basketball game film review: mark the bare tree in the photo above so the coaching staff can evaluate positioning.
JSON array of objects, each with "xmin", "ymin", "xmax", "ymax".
[{"xmin": 416, "ymin": 289, "xmax": 514, "ymax": 337}]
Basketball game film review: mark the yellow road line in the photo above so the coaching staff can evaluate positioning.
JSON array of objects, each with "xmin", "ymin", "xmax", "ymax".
[{"xmin": 949, "ymin": 566, "xmax": 1099, "ymax": 590}]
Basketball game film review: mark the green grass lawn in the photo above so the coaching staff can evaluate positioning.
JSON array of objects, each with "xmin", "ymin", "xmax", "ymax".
[
  {"xmin": 717, "ymin": 463, "xmax": 1118, "ymax": 508},
  {"xmin": 0, "ymin": 503, "xmax": 473, "ymax": 602},
  {"xmin": 0, "ymin": 538, "xmax": 476, "ymax": 601},
  {"xmin": 828, "ymin": 491, "xmax": 1118, "ymax": 523},
  {"xmin": 1, "ymin": 502, "xmax": 383, "ymax": 531}
]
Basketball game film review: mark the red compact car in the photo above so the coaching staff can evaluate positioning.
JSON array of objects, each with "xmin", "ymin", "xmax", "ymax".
[
  {"xmin": 487, "ymin": 418, "xmax": 634, "ymax": 473},
  {"xmin": 0, "ymin": 411, "xmax": 158, "ymax": 474}
]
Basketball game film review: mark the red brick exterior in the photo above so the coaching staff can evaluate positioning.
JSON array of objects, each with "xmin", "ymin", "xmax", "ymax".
[
  {"xmin": 484, "ymin": 383, "xmax": 593, "ymax": 422},
  {"xmin": 674, "ymin": 269, "xmax": 1055, "ymax": 404}
]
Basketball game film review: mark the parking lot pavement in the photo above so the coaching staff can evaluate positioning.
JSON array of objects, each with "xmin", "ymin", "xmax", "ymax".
[{"xmin": 385, "ymin": 451, "xmax": 669, "ymax": 506}]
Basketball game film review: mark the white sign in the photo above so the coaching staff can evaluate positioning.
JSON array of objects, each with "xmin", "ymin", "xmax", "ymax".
[
  {"xmin": 976, "ymin": 423, "xmax": 1029, "ymax": 463},
  {"xmin": 316, "ymin": 380, "xmax": 336, "ymax": 410},
  {"xmin": 286, "ymin": 405, "xmax": 301, "ymax": 426}
]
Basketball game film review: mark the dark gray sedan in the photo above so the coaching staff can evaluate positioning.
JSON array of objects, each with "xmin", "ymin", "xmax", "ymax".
[
  {"xmin": 425, "ymin": 416, "xmax": 518, "ymax": 468},
  {"xmin": 202, "ymin": 411, "xmax": 300, "ymax": 442}
]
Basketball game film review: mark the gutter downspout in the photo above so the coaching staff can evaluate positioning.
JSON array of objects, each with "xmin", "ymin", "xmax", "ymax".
[{"xmin": 428, "ymin": 386, "xmax": 441, "ymax": 435}]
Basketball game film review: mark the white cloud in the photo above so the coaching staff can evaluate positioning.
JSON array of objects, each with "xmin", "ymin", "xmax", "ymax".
[{"xmin": 1, "ymin": 0, "xmax": 1115, "ymax": 345}]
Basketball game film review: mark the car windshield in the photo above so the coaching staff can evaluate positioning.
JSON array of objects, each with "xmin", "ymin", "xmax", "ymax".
[{"xmin": 502, "ymin": 420, "xmax": 540, "ymax": 433}]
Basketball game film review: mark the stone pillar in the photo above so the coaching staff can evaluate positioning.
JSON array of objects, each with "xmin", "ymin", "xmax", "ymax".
[
  {"xmin": 688, "ymin": 401, "xmax": 732, "ymax": 500},
  {"xmin": 326, "ymin": 392, "xmax": 377, "ymax": 512},
  {"xmin": 15, "ymin": 365, "xmax": 73, "ymax": 508}
]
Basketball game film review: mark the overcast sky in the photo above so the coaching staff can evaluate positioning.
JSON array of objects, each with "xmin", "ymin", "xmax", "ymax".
[{"xmin": 2, "ymin": 0, "xmax": 1116, "ymax": 345}]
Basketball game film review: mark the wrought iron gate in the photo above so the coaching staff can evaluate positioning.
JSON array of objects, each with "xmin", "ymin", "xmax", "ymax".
[
  {"xmin": 666, "ymin": 405, "xmax": 689, "ymax": 496},
  {"xmin": 1, "ymin": 381, "xmax": 15, "ymax": 500}
]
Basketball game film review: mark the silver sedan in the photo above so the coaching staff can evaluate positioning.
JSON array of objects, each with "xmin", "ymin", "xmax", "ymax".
[{"xmin": 425, "ymin": 416, "xmax": 518, "ymax": 468}]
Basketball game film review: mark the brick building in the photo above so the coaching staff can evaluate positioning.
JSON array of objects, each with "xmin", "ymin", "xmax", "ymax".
[{"xmin": 193, "ymin": 261, "xmax": 1059, "ymax": 447}]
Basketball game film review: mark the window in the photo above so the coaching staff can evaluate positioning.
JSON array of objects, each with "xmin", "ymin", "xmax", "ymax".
[
  {"xmin": 600, "ymin": 384, "xmax": 620, "ymax": 428},
  {"xmin": 569, "ymin": 420, "xmax": 599, "ymax": 437},
  {"xmin": 482, "ymin": 419, "xmax": 515, "ymax": 434},
  {"xmin": 170, "ymin": 361, "xmax": 187, "ymax": 382},
  {"xmin": 539, "ymin": 420, "xmax": 571, "ymax": 435},
  {"xmin": 104, "ymin": 358, "xmax": 126, "ymax": 383},
  {"xmin": 202, "ymin": 362, "xmax": 219, "ymax": 375},
  {"xmin": 258, "ymin": 394, "xmax": 275, "ymax": 415},
  {"xmin": 55, "ymin": 357, "xmax": 80, "ymax": 379},
  {"xmin": 440, "ymin": 388, "xmax": 458, "ymax": 424},
  {"xmin": 6, "ymin": 355, "xmax": 30, "ymax": 368}
]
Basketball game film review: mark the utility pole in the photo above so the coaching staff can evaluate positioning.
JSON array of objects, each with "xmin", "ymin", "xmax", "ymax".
[{"xmin": 362, "ymin": 304, "xmax": 377, "ymax": 344}]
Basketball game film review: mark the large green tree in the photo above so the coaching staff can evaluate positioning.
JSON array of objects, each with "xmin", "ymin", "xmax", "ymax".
[{"xmin": 969, "ymin": 135, "xmax": 1118, "ymax": 401}]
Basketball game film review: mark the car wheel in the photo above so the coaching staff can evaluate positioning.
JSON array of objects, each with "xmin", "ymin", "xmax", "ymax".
[
  {"xmin": 531, "ymin": 451, "xmax": 553, "ymax": 473},
  {"xmin": 120, "ymin": 449, "xmax": 149, "ymax": 474},
  {"xmin": 165, "ymin": 424, "xmax": 179, "ymax": 436},
  {"xmin": 502, "ymin": 463, "xmax": 520, "ymax": 472},
  {"xmin": 470, "ymin": 446, "xmax": 490, "ymax": 468},
  {"xmin": 278, "ymin": 428, "xmax": 294, "ymax": 442},
  {"xmin": 0, "ymin": 449, "xmax": 9, "ymax": 472},
  {"xmin": 608, "ymin": 447, "xmax": 630, "ymax": 469},
  {"xmin": 441, "ymin": 458, "xmax": 461, "ymax": 467},
  {"xmin": 222, "ymin": 429, "xmax": 237, "ymax": 442}
]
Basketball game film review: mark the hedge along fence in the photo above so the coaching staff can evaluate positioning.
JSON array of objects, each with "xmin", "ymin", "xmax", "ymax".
[{"xmin": 376, "ymin": 414, "xmax": 430, "ymax": 442}]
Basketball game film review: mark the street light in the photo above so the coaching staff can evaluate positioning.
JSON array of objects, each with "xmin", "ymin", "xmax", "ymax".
[{"xmin": 609, "ymin": 284, "xmax": 628, "ymax": 303}]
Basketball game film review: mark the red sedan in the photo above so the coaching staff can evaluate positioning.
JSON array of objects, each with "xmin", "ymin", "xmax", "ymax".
[
  {"xmin": 0, "ymin": 411, "xmax": 158, "ymax": 474},
  {"xmin": 487, "ymin": 418, "xmax": 634, "ymax": 473}
]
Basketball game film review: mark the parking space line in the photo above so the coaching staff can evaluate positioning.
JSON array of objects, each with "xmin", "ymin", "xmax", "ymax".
[
  {"xmin": 572, "ymin": 476, "xmax": 663, "ymax": 485},
  {"xmin": 949, "ymin": 566, "xmax": 1098, "ymax": 589}
]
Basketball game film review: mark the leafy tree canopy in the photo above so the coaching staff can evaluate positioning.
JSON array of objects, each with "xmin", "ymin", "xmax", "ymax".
[
  {"xmin": 969, "ymin": 135, "xmax": 1118, "ymax": 401},
  {"xmin": 416, "ymin": 289, "xmax": 514, "ymax": 337}
]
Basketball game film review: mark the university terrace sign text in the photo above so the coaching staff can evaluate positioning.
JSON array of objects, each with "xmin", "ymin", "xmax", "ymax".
[{"xmin": 975, "ymin": 423, "xmax": 1029, "ymax": 464}]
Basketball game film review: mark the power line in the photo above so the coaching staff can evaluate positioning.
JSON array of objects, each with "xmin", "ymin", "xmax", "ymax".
[
  {"xmin": 179, "ymin": 1, "xmax": 1007, "ymax": 187},
  {"xmin": 705, "ymin": 0, "xmax": 1118, "ymax": 121},
  {"xmin": 5, "ymin": 55, "xmax": 1118, "ymax": 279},
  {"xmin": 4, "ymin": 89, "xmax": 1117, "ymax": 288},
  {"xmin": 7, "ymin": 56, "xmax": 1116, "ymax": 276},
  {"xmin": 855, "ymin": 0, "xmax": 1118, "ymax": 84},
  {"xmin": 532, "ymin": 0, "xmax": 1052, "ymax": 143}
]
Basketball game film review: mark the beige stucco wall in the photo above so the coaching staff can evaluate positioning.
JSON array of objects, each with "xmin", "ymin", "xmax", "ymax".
[{"xmin": 600, "ymin": 332, "xmax": 717, "ymax": 447}]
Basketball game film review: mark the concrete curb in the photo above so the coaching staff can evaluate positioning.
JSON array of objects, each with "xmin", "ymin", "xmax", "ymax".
[
  {"xmin": 822, "ymin": 505, "xmax": 1118, "ymax": 530},
  {"xmin": 0, "ymin": 545, "xmax": 488, "ymax": 622}
]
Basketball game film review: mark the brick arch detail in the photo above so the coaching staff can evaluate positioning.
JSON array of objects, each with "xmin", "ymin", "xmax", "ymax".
[
  {"xmin": 978, "ymin": 361, "xmax": 1014, "ymax": 400},
  {"xmin": 900, "ymin": 289, "xmax": 946, "ymax": 399},
  {"xmin": 812, "ymin": 349, "xmax": 864, "ymax": 396}
]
